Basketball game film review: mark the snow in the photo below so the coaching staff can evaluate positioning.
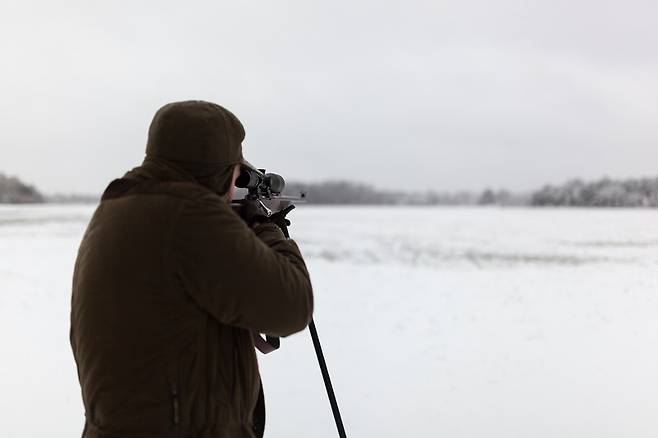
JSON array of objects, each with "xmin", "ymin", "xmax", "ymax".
[{"xmin": 1, "ymin": 204, "xmax": 658, "ymax": 437}]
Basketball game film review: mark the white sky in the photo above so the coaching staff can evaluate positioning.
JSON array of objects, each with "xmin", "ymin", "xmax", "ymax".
[{"xmin": 1, "ymin": 0, "xmax": 657, "ymax": 193}]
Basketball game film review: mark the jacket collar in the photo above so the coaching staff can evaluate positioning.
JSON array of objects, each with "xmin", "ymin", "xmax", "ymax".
[{"xmin": 124, "ymin": 157, "xmax": 198, "ymax": 184}]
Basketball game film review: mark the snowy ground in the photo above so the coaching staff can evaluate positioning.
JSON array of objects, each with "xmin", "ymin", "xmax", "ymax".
[{"xmin": 1, "ymin": 204, "xmax": 658, "ymax": 437}]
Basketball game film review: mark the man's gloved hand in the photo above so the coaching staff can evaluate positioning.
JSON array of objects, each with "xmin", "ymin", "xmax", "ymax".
[
  {"xmin": 239, "ymin": 201, "xmax": 295, "ymax": 233},
  {"xmin": 239, "ymin": 200, "xmax": 270, "ymax": 227},
  {"xmin": 266, "ymin": 205, "xmax": 295, "ymax": 231}
]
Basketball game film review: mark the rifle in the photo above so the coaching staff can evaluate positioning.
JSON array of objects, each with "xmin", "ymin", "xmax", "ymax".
[
  {"xmin": 230, "ymin": 166, "xmax": 304, "ymax": 238},
  {"xmin": 230, "ymin": 165, "xmax": 348, "ymax": 438}
]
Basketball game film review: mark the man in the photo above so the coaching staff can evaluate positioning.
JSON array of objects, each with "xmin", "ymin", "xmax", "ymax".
[{"xmin": 70, "ymin": 100, "xmax": 314, "ymax": 438}]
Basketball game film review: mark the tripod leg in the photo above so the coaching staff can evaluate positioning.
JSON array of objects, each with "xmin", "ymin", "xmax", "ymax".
[
  {"xmin": 283, "ymin": 226, "xmax": 347, "ymax": 436},
  {"xmin": 309, "ymin": 319, "xmax": 348, "ymax": 438}
]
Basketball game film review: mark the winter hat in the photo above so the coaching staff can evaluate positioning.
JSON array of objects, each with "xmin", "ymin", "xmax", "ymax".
[{"xmin": 144, "ymin": 100, "xmax": 256, "ymax": 193}]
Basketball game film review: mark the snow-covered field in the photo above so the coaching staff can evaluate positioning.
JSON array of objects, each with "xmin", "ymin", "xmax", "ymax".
[{"xmin": 1, "ymin": 204, "xmax": 658, "ymax": 437}]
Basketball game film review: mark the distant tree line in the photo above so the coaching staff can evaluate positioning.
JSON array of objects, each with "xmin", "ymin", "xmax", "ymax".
[
  {"xmin": 286, "ymin": 177, "xmax": 658, "ymax": 207},
  {"xmin": 4, "ymin": 171, "xmax": 658, "ymax": 207},
  {"xmin": 0, "ymin": 173, "xmax": 44, "ymax": 203},
  {"xmin": 47, "ymin": 193, "xmax": 100, "ymax": 204},
  {"xmin": 283, "ymin": 181, "xmax": 480, "ymax": 205},
  {"xmin": 477, "ymin": 189, "xmax": 531, "ymax": 206},
  {"xmin": 530, "ymin": 177, "xmax": 658, "ymax": 207}
]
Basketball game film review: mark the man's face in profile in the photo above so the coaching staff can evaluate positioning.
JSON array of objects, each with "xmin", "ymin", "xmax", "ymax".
[{"xmin": 225, "ymin": 164, "xmax": 241, "ymax": 202}]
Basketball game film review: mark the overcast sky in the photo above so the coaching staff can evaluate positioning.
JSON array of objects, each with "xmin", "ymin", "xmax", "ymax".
[{"xmin": 1, "ymin": 0, "xmax": 657, "ymax": 194}]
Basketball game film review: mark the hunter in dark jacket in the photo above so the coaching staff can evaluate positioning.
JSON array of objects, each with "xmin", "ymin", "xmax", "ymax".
[{"xmin": 70, "ymin": 101, "xmax": 314, "ymax": 438}]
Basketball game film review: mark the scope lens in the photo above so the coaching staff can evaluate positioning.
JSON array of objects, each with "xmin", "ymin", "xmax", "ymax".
[{"xmin": 266, "ymin": 173, "xmax": 285, "ymax": 194}]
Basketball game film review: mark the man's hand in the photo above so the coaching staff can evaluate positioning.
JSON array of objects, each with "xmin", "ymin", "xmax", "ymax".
[
  {"xmin": 266, "ymin": 205, "xmax": 294, "ymax": 231},
  {"xmin": 239, "ymin": 200, "xmax": 270, "ymax": 227},
  {"xmin": 240, "ymin": 201, "xmax": 295, "ymax": 233}
]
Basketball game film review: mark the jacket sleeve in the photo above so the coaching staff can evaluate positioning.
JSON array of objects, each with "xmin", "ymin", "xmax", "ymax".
[{"xmin": 172, "ymin": 193, "xmax": 313, "ymax": 337}]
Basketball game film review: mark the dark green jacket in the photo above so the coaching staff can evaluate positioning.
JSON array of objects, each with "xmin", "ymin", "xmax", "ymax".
[{"xmin": 70, "ymin": 161, "xmax": 313, "ymax": 437}]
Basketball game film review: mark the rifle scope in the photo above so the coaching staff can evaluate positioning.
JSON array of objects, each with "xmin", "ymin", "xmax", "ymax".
[{"xmin": 236, "ymin": 168, "xmax": 285, "ymax": 196}]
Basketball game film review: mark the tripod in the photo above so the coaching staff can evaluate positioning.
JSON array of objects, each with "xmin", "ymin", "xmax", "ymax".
[{"xmin": 258, "ymin": 221, "xmax": 348, "ymax": 438}]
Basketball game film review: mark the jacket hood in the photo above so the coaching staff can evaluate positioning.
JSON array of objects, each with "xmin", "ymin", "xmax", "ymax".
[
  {"xmin": 125, "ymin": 157, "xmax": 235, "ymax": 197},
  {"xmin": 143, "ymin": 100, "xmax": 244, "ymax": 194},
  {"xmin": 146, "ymin": 100, "xmax": 245, "ymax": 166}
]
